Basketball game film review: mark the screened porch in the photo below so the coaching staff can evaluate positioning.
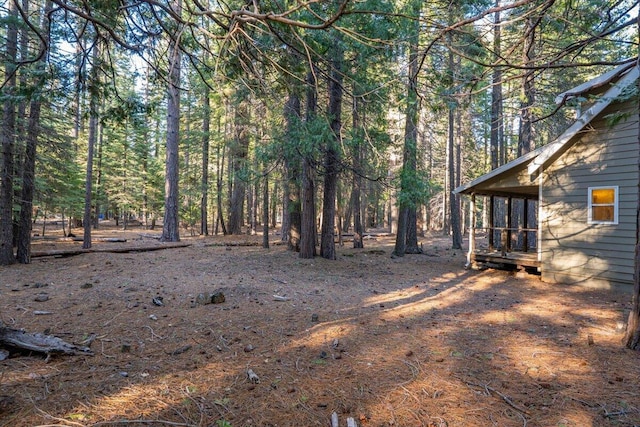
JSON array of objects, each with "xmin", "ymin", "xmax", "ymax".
[{"xmin": 466, "ymin": 193, "xmax": 541, "ymax": 271}]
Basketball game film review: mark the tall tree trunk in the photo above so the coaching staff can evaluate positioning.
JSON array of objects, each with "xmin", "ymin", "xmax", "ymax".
[
  {"xmin": 342, "ymin": 187, "xmax": 352, "ymax": 234},
  {"xmin": 300, "ymin": 70, "xmax": 318, "ymax": 259},
  {"xmin": 94, "ymin": 104, "xmax": 104, "ymax": 230},
  {"xmin": 16, "ymin": 98, "xmax": 40, "ymax": 262},
  {"xmin": 16, "ymin": 0, "xmax": 29, "ymax": 126},
  {"xmin": 14, "ymin": 0, "xmax": 27, "ymax": 252},
  {"xmin": 262, "ymin": 164, "xmax": 270, "ymax": 249},
  {"xmin": 201, "ymin": 86, "xmax": 210, "ymax": 235},
  {"xmin": 253, "ymin": 182, "xmax": 259, "ymax": 236},
  {"xmin": 449, "ymin": 48, "xmax": 463, "ymax": 250},
  {"xmin": 321, "ymin": 148, "xmax": 339, "ymax": 260},
  {"xmin": 320, "ymin": 42, "xmax": 344, "ymax": 261},
  {"xmin": 270, "ymin": 180, "xmax": 278, "ymax": 228},
  {"xmin": 449, "ymin": 109, "xmax": 463, "ymax": 249},
  {"xmin": 284, "ymin": 93, "xmax": 301, "ymax": 251},
  {"xmin": 82, "ymin": 41, "xmax": 100, "ymax": 249},
  {"xmin": 141, "ymin": 62, "xmax": 153, "ymax": 228},
  {"xmin": 393, "ymin": 0, "xmax": 421, "ymax": 257},
  {"xmin": 406, "ymin": 206, "xmax": 422, "ymax": 250},
  {"xmin": 281, "ymin": 184, "xmax": 289, "ymax": 241},
  {"xmin": 247, "ymin": 180, "xmax": 256, "ymax": 235},
  {"xmin": 228, "ymin": 100, "xmax": 250, "ymax": 235},
  {"xmin": 518, "ymin": 15, "xmax": 537, "ymax": 156},
  {"xmin": 336, "ymin": 181, "xmax": 345, "ymax": 246},
  {"xmin": 73, "ymin": 23, "xmax": 86, "ymax": 141},
  {"xmin": 0, "ymin": 0, "xmax": 18, "ymax": 265},
  {"xmin": 393, "ymin": 208, "xmax": 408, "ymax": 257},
  {"xmin": 215, "ymin": 133, "xmax": 227, "ymax": 235},
  {"xmin": 15, "ymin": 0, "xmax": 29, "ymax": 184},
  {"xmin": 161, "ymin": 0, "xmax": 182, "ymax": 242},
  {"xmin": 300, "ymin": 155, "xmax": 317, "ymax": 258},
  {"xmin": 490, "ymin": 2, "xmax": 503, "ymax": 170},
  {"xmin": 17, "ymin": 1, "xmax": 52, "ymax": 264},
  {"xmin": 352, "ymin": 94, "xmax": 363, "ymax": 249}
]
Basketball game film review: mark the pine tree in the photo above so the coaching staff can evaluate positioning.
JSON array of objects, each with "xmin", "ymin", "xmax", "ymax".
[
  {"xmin": 161, "ymin": 0, "xmax": 183, "ymax": 242},
  {"xmin": 0, "ymin": 0, "xmax": 19, "ymax": 265}
]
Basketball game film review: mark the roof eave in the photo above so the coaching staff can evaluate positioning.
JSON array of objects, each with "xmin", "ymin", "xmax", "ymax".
[
  {"xmin": 454, "ymin": 147, "xmax": 542, "ymax": 195},
  {"xmin": 554, "ymin": 60, "xmax": 636, "ymax": 104},
  {"xmin": 528, "ymin": 65, "xmax": 639, "ymax": 176}
]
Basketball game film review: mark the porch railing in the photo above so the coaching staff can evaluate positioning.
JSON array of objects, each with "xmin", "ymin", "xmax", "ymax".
[{"xmin": 470, "ymin": 226, "xmax": 539, "ymax": 253}]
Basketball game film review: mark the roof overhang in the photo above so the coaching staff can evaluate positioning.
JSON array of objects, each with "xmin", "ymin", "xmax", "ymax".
[
  {"xmin": 456, "ymin": 60, "xmax": 639, "ymax": 198},
  {"xmin": 454, "ymin": 146, "xmax": 542, "ymax": 197}
]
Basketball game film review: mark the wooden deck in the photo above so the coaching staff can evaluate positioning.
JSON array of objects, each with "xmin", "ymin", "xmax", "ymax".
[{"xmin": 471, "ymin": 250, "xmax": 541, "ymax": 270}]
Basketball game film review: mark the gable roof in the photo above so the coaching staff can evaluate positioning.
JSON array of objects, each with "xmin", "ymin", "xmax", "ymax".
[
  {"xmin": 455, "ymin": 61, "xmax": 639, "ymax": 196},
  {"xmin": 528, "ymin": 63, "xmax": 639, "ymax": 175},
  {"xmin": 554, "ymin": 61, "xmax": 636, "ymax": 104}
]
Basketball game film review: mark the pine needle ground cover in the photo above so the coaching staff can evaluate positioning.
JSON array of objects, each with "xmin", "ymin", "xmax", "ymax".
[{"xmin": 1, "ymin": 224, "xmax": 639, "ymax": 426}]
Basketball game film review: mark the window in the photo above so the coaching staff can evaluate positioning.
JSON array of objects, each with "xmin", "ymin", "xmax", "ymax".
[{"xmin": 588, "ymin": 186, "xmax": 618, "ymax": 225}]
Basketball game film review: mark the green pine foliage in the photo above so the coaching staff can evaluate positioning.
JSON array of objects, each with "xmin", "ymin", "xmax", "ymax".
[{"xmin": 0, "ymin": 0, "xmax": 635, "ymax": 254}]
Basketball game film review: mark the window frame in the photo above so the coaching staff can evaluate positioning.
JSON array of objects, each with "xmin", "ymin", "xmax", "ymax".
[{"xmin": 587, "ymin": 185, "xmax": 619, "ymax": 225}]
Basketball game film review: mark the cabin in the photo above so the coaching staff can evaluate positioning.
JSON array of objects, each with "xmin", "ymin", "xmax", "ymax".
[{"xmin": 455, "ymin": 62, "xmax": 639, "ymax": 289}]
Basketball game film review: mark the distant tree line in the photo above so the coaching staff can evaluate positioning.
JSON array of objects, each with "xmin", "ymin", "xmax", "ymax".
[{"xmin": 0, "ymin": 0, "xmax": 635, "ymax": 265}]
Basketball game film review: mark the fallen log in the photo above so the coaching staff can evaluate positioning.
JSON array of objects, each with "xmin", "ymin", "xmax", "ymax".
[
  {"xmin": 30, "ymin": 242, "xmax": 192, "ymax": 258},
  {"xmin": 71, "ymin": 237, "xmax": 128, "ymax": 242},
  {"xmin": 202, "ymin": 240, "xmax": 286, "ymax": 247},
  {"xmin": 0, "ymin": 325, "xmax": 94, "ymax": 359},
  {"xmin": 138, "ymin": 233, "xmax": 161, "ymax": 240},
  {"xmin": 30, "ymin": 248, "xmax": 87, "ymax": 258}
]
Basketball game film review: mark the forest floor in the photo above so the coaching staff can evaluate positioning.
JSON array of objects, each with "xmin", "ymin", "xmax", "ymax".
[{"xmin": 1, "ymin": 221, "xmax": 639, "ymax": 427}]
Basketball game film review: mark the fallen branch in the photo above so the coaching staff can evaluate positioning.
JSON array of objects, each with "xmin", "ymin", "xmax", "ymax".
[
  {"xmin": 71, "ymin": 237, "xmax": 128, "ymax": 242},
  {"xmin": 0, "ymin": 325, "xmax": 94, "ymax": 359},
  {"xmin": 90, "ymin": 419, "xmax": 195, "ymax": 426},
  {"xmin": 488, "ymin": 385, "xmax": 527, "ymax": 413},
  {"xmin": 603, "ymin": 409, "xmax": 634, "ymax": 418},
  {"xmin": 461, "ymin": 378, "xmax": 530, "ymax": 415}
]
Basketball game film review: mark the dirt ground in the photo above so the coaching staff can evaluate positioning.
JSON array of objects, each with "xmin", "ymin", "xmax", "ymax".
[{"xmin": 1, "ymin": 222, "xmax": 639, "ymax": 427}]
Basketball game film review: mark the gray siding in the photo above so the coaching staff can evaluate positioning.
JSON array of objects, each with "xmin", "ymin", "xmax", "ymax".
[{"xmin": 541, "ymin": 101, "xmax": 638, "ymax": 287}]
